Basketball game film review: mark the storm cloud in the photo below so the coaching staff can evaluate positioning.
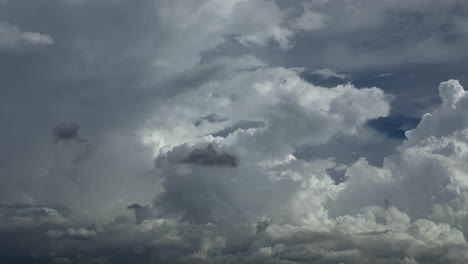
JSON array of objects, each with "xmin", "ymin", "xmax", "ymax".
[
  {"xmin": 52, "ymin": 123, "xmax": 82, "ymax": 143},
  {"xmin": 2, "ymin": 0, "xmax": 468, "ymax": 263}
]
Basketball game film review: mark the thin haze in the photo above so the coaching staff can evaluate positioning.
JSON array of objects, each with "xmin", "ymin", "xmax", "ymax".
[{"xmin": 1, "ymin": 0, "xmax": 468, "ymax": 263}]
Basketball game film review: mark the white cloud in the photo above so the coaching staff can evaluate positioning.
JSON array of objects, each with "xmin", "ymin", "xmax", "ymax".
[
  {"xmin": 151, "ymin": 0, "xmax": 329, "ymax": 75},
  {"xmin": 140, "ymin": 57, "xmax": 390, "ymax": 226},
  {"xmin": 135, "ymin": 78, "xmax": 468, "ymax": 262},
  {"xmin": 311, "ymin": 68, "xmax": 348, "ymax": 79},
  {"xmin": 145, "ymin": 59, "xmax": 390, "ymax": 163},
  {"xmin": 332, "ymin": 80, "xmax": 468, "ymax": 236},
  {"xmin": 2, "ymin": 1, "xmax": 468, "ymax": 262}
]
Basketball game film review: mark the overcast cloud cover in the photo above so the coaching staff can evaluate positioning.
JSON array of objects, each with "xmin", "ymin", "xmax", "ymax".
[{"xmin": 2, "ymin": 0, "xmax": 468, "ymax": 263}]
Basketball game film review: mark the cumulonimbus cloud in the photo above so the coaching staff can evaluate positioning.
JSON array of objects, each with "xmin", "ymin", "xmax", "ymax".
[{"xmin": 1, "ymin": 1, "xmax": 468, "ymax": 263}]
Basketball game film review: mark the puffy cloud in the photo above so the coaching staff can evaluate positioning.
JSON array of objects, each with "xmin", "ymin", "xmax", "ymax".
[
  {"xmin": 144, "ymin": 61, "xmax": 391, "ymax": 162},
  {"xmin": 1, "ymin": 204, "xmax": 467, "ymax": 264},
  {"xmin": 332, "ymin": 80, "xmax": 468, "ymax": 236},
  {"xmin": 136, "ymin": 79, "xmax": 468, "ymax": 262},
  {"xmin": 142, "ymin": 60, "xmax": 390, "ymax": 226},
  {"xmin": 1, "ymin": 0, "xmax": 468, "ymax": 263}
]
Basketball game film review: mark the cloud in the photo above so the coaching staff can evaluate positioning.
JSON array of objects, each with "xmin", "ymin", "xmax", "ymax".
[
  {"xmin": 332, "ymin": 80, "xmax": 468, "ymax": 234},
  {"xmin": 0, "ymin": 21, "xmax": 53, "ymax": 50},
  {"xmin": 311, "ymin": 68, "xmax": 349, "ymax": 80},
  {"xmin": 210, "ymin": 120, "xmax": 265, "ymax": 137},
  {"xmin": 375, "ymin": 73, "xmax": 394, "ymax": 79},
  {"xmin": 289, "ymin": 2, "xmax": 328, "ymax": 31},
  {"xmin": 273, "ymin": 0, "xmax": 468, "ymax": 72},
  {"xmin": 0, "ymin": 204, "xmax": 68, "ymax": 230},
  {"xmin": 144, "ymin": 61, "xmax": 390, "ymax": 226},
  {"xmin": 1, "ymin": 204, "xmax": 467, "ymax": 264},
  {"xmin": 183, "ymin": 144, "xmax": 238, "ymax": 167},
  {"xmin": 48, "ymin": 227, "xmax": 97, "ymax": 240},
  {"xmin": 52, "ymin": 122, "xmax": 82, "ymax": 143},
  {"xmin": 1, "ymin": 1, "xmax": 468, "ymax": 263},
  {"xmin": 127, "ymin": 203, "xmax": 157, "ymax": 224},
  {"xmin": 194, "ymin": 113, "xmax": 228, "ymax": 127},
  {"xmin": 145, "ymin": 63, "xmax": 391, "ymax": 164},
  {"xmin": 155, "ymin": 143, "xmax": 237, "ymax": 168},
  {"xmin": 138, "ymin": 79, "xmax": 468, "ymax": 262},
  {"xmin": 51, "ymin": 122, "xmax": 93, "ymax": 165}
]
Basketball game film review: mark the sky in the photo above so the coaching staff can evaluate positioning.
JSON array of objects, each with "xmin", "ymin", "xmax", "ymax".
[{"xmin": 1, "ymin": 0, "xmax": 468, "ymax": 263}]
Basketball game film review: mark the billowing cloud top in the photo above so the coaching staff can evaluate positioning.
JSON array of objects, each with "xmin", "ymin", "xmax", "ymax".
[{"xmin": 1, "ymin": 0, "xmax": 468, "ymax": 263}]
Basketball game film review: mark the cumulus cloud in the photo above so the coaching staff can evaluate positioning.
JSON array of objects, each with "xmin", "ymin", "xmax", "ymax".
[
  {"xmin": 1, "ymin": 203, "xmax": 468, "ymax": 264},
  {"xmin": 332, "ymin": 80, "xmax": 468, "ymax": 234},
  {"xmin": 146, "ymin": 62, "xmax": 391, "ymax": 163},
  {"xmin": 2, "ymin": 0, "xmax": 468, "ymax": 263},
  {"xmin": 141, "ymin": 59, "xmax": 391, "ymax": 227},
  {"xmin": 137, "ymin": 78, "xmax": 468, "ymax": 262}
]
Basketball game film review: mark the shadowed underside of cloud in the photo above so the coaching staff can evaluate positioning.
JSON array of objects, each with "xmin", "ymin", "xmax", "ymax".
[
  {"xmin": 155, "ymin": 143, "xmax": 238, "ymax": 168},
  {"xmin": 1, "ymin": 204, "xmax": 468, "ymax": 264},
  {"xmin": 183, "ymin": 144, "xmax": 238, "ymax": 167},
  {"xmin": 194, "ymin": 113, "xmax": 228, "ymax": 127},
  {"xmin": 52, "ymin": 123, "xmax": 82, "ymax": 143}
]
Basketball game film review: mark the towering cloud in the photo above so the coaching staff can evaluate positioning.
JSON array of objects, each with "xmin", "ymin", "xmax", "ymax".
[
  {"xmin": 1, "ymin": 0, "xmax": 468, "ymax": 263},
  {"xmin": 333, "ymin": 80, "xmax": 468, "ymax": 234}
]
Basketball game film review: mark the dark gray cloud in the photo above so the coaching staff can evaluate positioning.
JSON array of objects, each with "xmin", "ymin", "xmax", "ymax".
[
  {"xmin": 194, "ymin": 113, "xmax": 228, "ymax": 127},
  {"xmin": 326, "ymin": 167, "xmax": 347, "ymax": 185},
  {"xmin": 255, "ymin": 219, "xmax": 270, "ymax": 235},
  {"xmin": 1, "ymin": 204, "xmax": 467, "ymax": 264},
  {"xmin": 127, "ymin": 203, "xmax": 156, "ymax": 224},
  {"xmin": 155, "ymin": 143, "xmax": 238, "ymax": 168},
  {"xmin": 52, "ymin": 122, "xmax": 82, "ymax": 143},
  {"xmin": 183, "ymin": 145, "xmax": 238, "ymax": 167}
]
